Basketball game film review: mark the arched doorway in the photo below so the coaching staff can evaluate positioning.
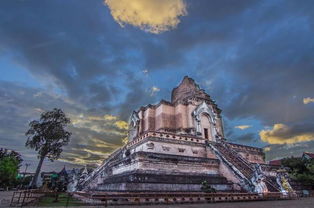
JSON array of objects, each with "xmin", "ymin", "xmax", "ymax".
[
  {"xmin": 200, "ymin": 113, "xmax": 214, "ymax": 141},
  {"xmin": 192, "ymin": 102, "xmax": 218, "ymax": 141}
]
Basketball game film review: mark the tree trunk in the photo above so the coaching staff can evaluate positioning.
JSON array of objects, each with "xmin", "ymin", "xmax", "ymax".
[{"xmin": 30, "ymin": 155, "xmax": 45, "ymax": 188}]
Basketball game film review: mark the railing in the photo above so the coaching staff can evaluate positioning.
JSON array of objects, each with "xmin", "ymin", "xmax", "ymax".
[
  {"xmin": 10, "ymin": 189, "xmax": 43, "ymax": 207},
  {"xmin": 127, "ymin": 131, "xmax": 206, "ymax": 148},
  {"xmin": 209, "ymin": 142, "xmax": 253, "ymax": 189},
  {"xmin": 227, "ymin": 142, "xmax": 263, "ymax": 153},
  {"xmin": 215, "ymin": 142, "xmax": 254, "ymax": 177},
  {"xmin": 210, "ymin": 141, "xmax": 281, "ymax": 193},
  {"xmin": 264, "ymin": 177, "xmax": 281, "ymax": 192}
]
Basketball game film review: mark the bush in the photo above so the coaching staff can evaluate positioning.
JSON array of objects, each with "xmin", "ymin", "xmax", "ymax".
[{"xmin": 201, "ymin": 180, "xmax": 216, "ymax": 193}]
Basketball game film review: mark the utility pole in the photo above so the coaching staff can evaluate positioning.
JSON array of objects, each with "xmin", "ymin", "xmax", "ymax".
[{"xmin": 21, "ymin": 163, "xmax": 30, "ymax": 190}]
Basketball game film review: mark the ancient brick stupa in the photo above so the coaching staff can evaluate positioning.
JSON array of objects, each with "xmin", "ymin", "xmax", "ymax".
[{"xmin": 76, "ymin": 76, "xmax": 294, "ymax": 194}]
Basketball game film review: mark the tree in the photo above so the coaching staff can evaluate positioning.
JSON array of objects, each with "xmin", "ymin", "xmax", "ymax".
[
  {"xmin": 281, "ymin": 157, "xmax": 314, "ymax": 185},
  {"xmin": 0, "ymin": 148, "xmax": 23, "ymax": 165},
  {"xmin": 25, "ymin": 108, "xmax": 71, "ymax": 188},
  {"xmin": 0, "ymin": 149, "xmax": 23, "ymax": 189},
  {"xmin": 0, "ymin": 157, "xmax": 19, "ymax": 188}
]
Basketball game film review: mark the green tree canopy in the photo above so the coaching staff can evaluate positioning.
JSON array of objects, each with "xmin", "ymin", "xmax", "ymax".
[
  {"xmin": 0, "ymin": 148, "xmax": 23, "ymax": 165},
  {"xmin": 0, "ymin": 156, "xmax": 20, "ymax": 188},
  {"xmin": 281, "ymin": 157, "xmax": 314, "ymax": 185},
  {"xmin": 0, "ymin": 148, "xmax": 23, "ymax": 188},
  {"xmin": 25, "ymin": 108, "xmax": 71, "ymax": 187}
]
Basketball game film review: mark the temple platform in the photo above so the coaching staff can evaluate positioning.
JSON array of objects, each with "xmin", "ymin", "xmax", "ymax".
[
  {"xmin": 73, "ymin": 77, "xmax": 294, "ymax": 196},
  {"xmin": 96, "ymin": 170, "xmax": 233, "ymax": 192}
]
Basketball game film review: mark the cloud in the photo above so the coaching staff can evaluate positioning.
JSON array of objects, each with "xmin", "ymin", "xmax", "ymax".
[
  {"xmin": 150, "ymin": 86, "xmax": 160, "ymax": 96},
  {"xmin": 86, "ymin": 114, "xmax": 118, "ymax": 121},
  {"xmin": 104, "ymin": 0, "xmax": 187, "ymax": 34},
  {"xmin": 303, "ymin": 97, "xmax": 314, "ymax": 104},
  {"xmin": 114, "ymin": 120, "xmax": 128, "ymax": 130},
  {"xmin": 71, "ymin": 114, "xmax": 127, "ymax": 136},
  {"xmin": 231, "ymin": 133, "xmax": 257, "ymax": 145},
  {"xmin": 143, "ymin": 69, "xmax": 149, "ymax": 75},
  {"xmin": 104, "ymin": 114, "xmax": 118, "ymax": 121},
  {"xmin": 259, "ymin": 123, "xmax": 314, "ymax": 144},
  {"xmin": 235, "ymin": 125, "xmax": 251, "ymax": 130},
  {"xmin": 0, "ymin": 82, "xmax": 127, "ymax": 170},
  {"xmin": 264, "ymin": 147, "xmax": 271, "ymax": 152},
  {"xmin": 117, "ymin": 74, "xmax": 158, "ymax": 121},
  {"xmin": 264, "ymin": 141, "xmax": 314, "ymax": 161},
  {"xmin": 1, "ymin": 0, "xmax": 314, "ymax": 169}
]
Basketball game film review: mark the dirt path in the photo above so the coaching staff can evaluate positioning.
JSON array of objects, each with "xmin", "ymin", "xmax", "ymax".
[{"xmin": 0, "ymin": 191, "xmax": 13, "ymax": 207}]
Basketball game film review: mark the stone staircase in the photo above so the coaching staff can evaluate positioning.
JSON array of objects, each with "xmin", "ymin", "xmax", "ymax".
[
  {"xmin": 77, "ymin": 147, "xmax": 124, "ymax": 190},
  {"xmin": 264, "ymin": 176, "xmax": 280, "ymax": 192},
  {"xmin": 209, "ymin": 141, "xmax": 281, "ymax": 193}
]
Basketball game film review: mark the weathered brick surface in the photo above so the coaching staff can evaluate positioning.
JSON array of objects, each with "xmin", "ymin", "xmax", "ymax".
[{"xmin": 82, "ymin": 77, "xmax": 271, "ymax": 193}]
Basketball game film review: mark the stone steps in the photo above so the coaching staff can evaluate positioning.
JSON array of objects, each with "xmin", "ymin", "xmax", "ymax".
[{"xmin": 212, "ymin": 142, "xmax": 281, "ymax": 193}]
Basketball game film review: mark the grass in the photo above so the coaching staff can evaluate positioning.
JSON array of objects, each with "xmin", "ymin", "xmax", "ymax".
[{"xmin": 37, "ymin": 193, "xmax": 86, "ymax": 207}]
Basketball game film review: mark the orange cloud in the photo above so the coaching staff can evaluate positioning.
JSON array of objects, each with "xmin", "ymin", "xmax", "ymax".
[
  {"xmin": 235, "ymin": 125, "xmax": 251, "ymax": 130},
  {"xmin": 114, "ymin": 120, "xmax": 128, "ymax": 130},
  {"xmin": 259, "ymin": 123, "xmax": 314, "ymax": 144},
  {"xmin": 70, "ymin": 114, "xmax": 127, "ymax": 135},
  {"xmin": 303, "ymin": 97, "xmax": 314, "ymax": 104},
  {"xmin": 104, "ymin": 114, "xmax": 117, "ymax": 121},
  {"xmin": 150, "ymin": 86, "xmax": 160, "ymax": 96},
  {"xmin": 104, "ymin": 0, "xmax": 187, "ymax": 34}
]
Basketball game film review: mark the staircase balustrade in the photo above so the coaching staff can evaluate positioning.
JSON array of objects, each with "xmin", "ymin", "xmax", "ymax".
[{"xmin": 209, "ymin": 141, "xmax": 281, "ymax": 193}]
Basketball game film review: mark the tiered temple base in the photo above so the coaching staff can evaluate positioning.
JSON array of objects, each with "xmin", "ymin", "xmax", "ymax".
[
  {"xmin": 73, "ymin": 191, "xmax": 297, "ymax": 206},
  {"xmin": 76, "ymin": 77, "xmax": 295, "ymax": 197},
  {"xmin": 95, "ymin": 170, "xmax": 233, "ymax": 192}
]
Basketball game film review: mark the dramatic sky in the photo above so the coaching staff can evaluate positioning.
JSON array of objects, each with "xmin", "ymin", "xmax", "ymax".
[{"xmin": 1, "ymin": 0, "xmax": 314, "ymax": 172}]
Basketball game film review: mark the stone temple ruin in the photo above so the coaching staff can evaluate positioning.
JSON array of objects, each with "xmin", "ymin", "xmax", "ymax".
[{"xmin": 73, "ymin": 76, "xmax": 294, "ymax": 195}]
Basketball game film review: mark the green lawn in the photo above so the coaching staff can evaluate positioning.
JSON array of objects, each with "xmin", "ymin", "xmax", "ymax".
[{"xmin": 37, "ymin": 193, "xmax": 86, "ymax": 207}]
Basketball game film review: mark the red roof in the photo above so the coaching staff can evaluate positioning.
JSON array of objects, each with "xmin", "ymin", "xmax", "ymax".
[{"xmin": 269, "ymin": 159, "xmax": 282, "ymax": 166}]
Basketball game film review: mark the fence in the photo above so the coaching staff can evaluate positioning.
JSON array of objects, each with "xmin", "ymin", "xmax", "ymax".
[{"xmin": 10, "ymin": 189, "xmax": 43, "ymax": 207}]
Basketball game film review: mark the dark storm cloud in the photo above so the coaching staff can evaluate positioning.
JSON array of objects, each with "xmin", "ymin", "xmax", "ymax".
[
  {"xmin": 1, "ymin": 0, "xmax": 314, "ymax": 169},
  {"xmin": 117, "ymin": 72, "xmax": 160, "ymax": 120},
  {"xmin": 151, "ymin": 0, "xmax": 314, "ymax": 143},
  {"xmin": 260, "ymin": 121, "xmax": 314, "ymax": 144},
  {"xmin": 202, "ymin": 0, "xmax": 314, "ymax": 126},
  {"xmin": 265, "ymin": 122, "xmax": 314, "ymax": 140},
  {"xmin": 1, "ymin": 0, "xmax": 313, "ymax": 124},
  {"xmin": 264, "ymin": 141, "xmax": 314, "ymax": 161},
  {"xmin": 140, "ymin": 0, "xmax": 260, "ymax": 70},
  {"xmin": 0, "ymin": 0, "xmax": 147, "ymax": 108},
  {"xmin": 231, "ymin": 133, "xmax": 257, "ymax": 144},
  {"xmin": 0, "ymin": 81, "xmax": 127, "ymax": 169},
  {"xmin": 223, "ymin": 19, "xmax": 314, "ymax": 124}
]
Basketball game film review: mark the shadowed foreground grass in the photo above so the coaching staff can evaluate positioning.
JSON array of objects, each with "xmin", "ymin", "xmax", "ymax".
[{"xmin": 37, "ymin": 193, "xmax": 86, "ymax": 207}]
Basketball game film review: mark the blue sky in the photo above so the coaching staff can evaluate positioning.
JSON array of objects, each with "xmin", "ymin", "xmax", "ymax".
[{"xmin": 0, "ymin": 0, "xmax": 314, "ymax": 172}]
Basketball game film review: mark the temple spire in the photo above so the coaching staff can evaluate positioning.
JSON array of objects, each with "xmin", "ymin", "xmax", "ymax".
[{"xmin": 171, "ymin": 76, "xmax": 208, "ymax": 104}]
